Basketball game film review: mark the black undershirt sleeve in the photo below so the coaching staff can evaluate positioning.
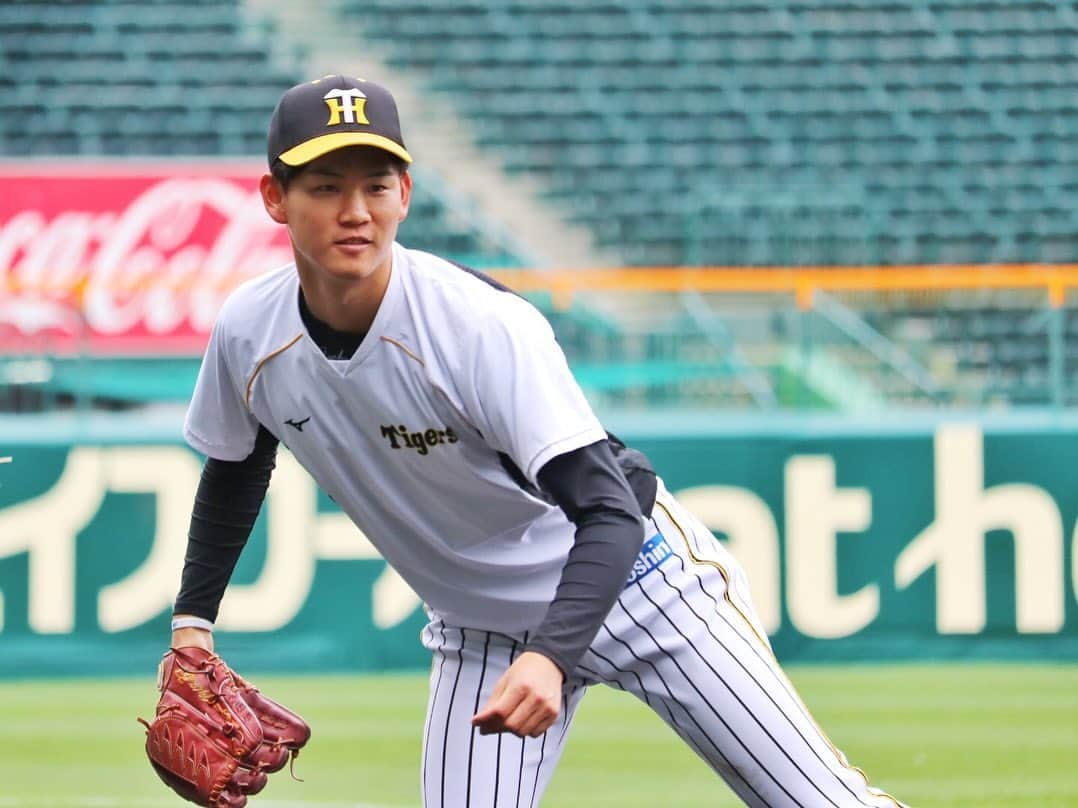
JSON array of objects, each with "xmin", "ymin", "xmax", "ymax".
[
  {"xmin": 525, "ymin": 440, "xmax": 646, "ymax": 677},
  {"xmin": 173, "ymin": 424, "xmax": 280, "ymax": 622}
]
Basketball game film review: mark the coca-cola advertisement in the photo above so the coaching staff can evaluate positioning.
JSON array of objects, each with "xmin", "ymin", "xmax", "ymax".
[{"xmin": 0, "ymin": 162, "xmax": 293, "ymax": 354}]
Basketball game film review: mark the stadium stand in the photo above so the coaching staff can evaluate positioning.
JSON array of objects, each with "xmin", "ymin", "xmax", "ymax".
[
  {"xmin": 0, "ymin": 0, "xmax": 522, "ymax": 265},
  {"xmin": 336, "ymin": 0, "xmax": 1078, "ymax": 268}
]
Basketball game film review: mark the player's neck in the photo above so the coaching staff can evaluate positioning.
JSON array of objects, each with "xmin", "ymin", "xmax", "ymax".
[{"xmin": 296, "ymin": 260, "xmax": 391, "ymax": 334}]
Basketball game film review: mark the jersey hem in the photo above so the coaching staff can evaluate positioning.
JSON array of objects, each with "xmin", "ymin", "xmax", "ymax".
[{"xmin": 183, "ymin": 425, "xmax": 253, "ymax": 462}]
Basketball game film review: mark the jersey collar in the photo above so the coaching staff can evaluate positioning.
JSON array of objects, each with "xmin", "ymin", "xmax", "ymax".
[{"xmin": 295, "ymin": 241, "xmax": 406, "ymax": 375}]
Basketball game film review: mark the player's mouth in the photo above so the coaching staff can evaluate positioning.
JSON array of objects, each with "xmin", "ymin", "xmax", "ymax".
[{"xmin": 333, "ymin": 236, "xmax": 373, "ymax": 255}]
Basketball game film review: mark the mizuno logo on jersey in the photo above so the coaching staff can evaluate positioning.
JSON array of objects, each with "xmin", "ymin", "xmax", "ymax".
[
  {"xmin": 625, "ymin": 532, "xmax": 673, "ymax": 588},
  {"xmin": 285, "ymin": 416, "xmax": 311, "ymax": 432},
  {"xmin": 380, "ymin": 424, "xmax": 459, "ymax": 456}
]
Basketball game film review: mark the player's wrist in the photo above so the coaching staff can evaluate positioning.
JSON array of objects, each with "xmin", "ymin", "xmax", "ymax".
[
  {"xmin": 518, "ymin": 647, "xmax": 567, "ymax": 682},
  {"xmin": 171, "ymin": 615, "xmax": 215, "ymax": 651},
  {"xmin": 171, "ymin": 615, "xmax": 215, "ymax": 632}
]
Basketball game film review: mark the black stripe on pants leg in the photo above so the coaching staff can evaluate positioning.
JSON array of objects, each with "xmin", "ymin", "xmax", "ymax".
[
  {"xmin": 557, "ymin": 692, "xmax": 572, "ymax": 748},
  {"xmin": 638, "ymin": 576, "xmax": 840, "ymax": 808},
  {"xmin": 493, "ymin": 731, "xmax": 503, "ymax": 808},
  {"xmin": 601, "ymin": 615, "xmax": 769, "ymax": 807},
  {"xmin": 466, "ymin": 631, "xmax": 492, "ymax": 808},
  {"xmin": 614, "ymin": 599, "xmax": 781, "ymax": 808},
  {"xmin": 441, "ymin": 627, "xmax": 466, "ymax": 808},
  {"xmin": 515, "ymin": 738, "xmax": 526, "ymax": 808},
  {"xmin": 662, "ymin": 558, "xmax": 878, "ymax": 808},
  {"xmin": 493, "ymin": 643, "xmax": 506, "ymax": 808},
  {"xmin": 511, "ymin": 640, "xmax": 526, "ymax": 808},
  {"xmin": 424, "ymin": 620, "xmax": 447, "ymax": 804},
  {"xmin": 529, "ymin": 730, "xmax": 547, "ymax": 808},
  {"xmin": 579, "ymin": 658, "xmax": 710, "ymax": 765}
]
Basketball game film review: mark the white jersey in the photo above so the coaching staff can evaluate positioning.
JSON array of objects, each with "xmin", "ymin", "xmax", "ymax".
[{"xmin": 184, "ymin": 242, "xmax": 607, "ymax": 634}]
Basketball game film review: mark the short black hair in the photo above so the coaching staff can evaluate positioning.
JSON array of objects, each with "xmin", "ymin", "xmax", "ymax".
[
  {"xmin": 270, "ymin": 153, "xmax": 409, "ymax": 191},
  {"xmin": 270, "ymin": 159, "xmax": 305, "ymax": 191}
]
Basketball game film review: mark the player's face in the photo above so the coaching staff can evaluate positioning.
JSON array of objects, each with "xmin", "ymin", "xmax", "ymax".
[{"xmin": 262, "ymin": 147, "xmax": 412, "ymax": 284}]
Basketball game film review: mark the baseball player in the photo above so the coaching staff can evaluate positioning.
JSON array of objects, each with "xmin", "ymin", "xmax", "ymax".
[{"xmin": 169, "ymin": 75, "xmax": 906, "ymax": 807}]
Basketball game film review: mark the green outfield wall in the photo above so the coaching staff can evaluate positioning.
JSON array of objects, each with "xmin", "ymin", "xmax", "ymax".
[{"xmin": 1, "ymin": 411, "xmax": 1076, "ymax": 677}]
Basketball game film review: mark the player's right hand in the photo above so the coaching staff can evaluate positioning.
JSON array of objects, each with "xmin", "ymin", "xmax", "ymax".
[{"xmin": 471, "ymin": 651, "xmax": 563, "ymax": 738}]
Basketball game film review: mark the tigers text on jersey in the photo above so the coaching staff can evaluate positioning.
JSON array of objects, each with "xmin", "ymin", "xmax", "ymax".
[{"xmin": 183, "ymin": 243, "xmax": 608, "ymax": 635}]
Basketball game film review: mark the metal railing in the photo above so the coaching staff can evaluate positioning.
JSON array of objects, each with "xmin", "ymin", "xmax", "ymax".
[{"xmin": 488, "ymin": 264, "xmax": 1078, "ymax": 411}]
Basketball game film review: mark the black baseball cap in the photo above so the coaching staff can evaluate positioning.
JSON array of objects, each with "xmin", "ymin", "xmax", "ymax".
[{"xmin": 267, "ymin": 75, "xmax": 412, "ymax": 167}]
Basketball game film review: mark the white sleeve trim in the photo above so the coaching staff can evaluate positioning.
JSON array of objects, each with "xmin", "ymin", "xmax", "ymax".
[
  {"xmin": 183, "ymin": 424, "xmax": 255, "ymax": 462},
  {"xmin": 524, "ymin": 425, "xmax": 609, "ymax": 483}
]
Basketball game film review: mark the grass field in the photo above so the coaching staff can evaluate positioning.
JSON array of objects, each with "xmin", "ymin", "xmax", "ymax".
[{"xmin": 0, "ymin": 663, "xmax": 1074, "ymax": 807}]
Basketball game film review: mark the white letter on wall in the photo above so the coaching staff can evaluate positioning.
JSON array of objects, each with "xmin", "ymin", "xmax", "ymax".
[
  {"xmin": 786, "ymin": 455, "xmax": 879, "ymax": 639},
  {"xmin": 895, "ymin": 424, "xmax": 1063, "ymax": 634},
  {"xmin": 0, "ymin": 449, "xmax": 105, "ymax": 633}
]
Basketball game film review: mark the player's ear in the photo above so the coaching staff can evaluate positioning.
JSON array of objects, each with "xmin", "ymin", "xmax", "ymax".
[
  {"xmin": 397, "ymin": 169, "xmax": 412, "ymax": 223},
  {"xmin": 260, "ymin": 173, "xmax": 288, "ymax": 224}
]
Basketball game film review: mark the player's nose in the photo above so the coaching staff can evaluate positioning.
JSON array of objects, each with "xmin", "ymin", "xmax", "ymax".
[{"xmin": 338, "ymin": 189, "xmax": 371, "ymax": 223}]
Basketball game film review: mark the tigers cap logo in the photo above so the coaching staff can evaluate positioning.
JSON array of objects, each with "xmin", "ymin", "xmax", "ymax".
[
  {"xmin": 323, "ymin": 88, "xmax": 369, "ymax": 126},
  {"xmin": 267, "ymin": 75, "xmax": 412, "ymax": 167}
]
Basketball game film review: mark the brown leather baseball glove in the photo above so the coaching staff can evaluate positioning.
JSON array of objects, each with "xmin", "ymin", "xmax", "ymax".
[{"xmin": 139, "ymin": 647, "xmax": 311, "ymax": 807}]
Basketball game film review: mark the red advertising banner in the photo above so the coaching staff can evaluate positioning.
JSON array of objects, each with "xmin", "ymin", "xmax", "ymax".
[{"xmin": 0, "ymin": 162, "xmax": 292, "ymax": 354}]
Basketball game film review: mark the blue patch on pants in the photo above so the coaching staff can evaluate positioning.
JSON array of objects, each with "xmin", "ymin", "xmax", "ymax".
[{"xmin": 625, "ymin": 531, "xmax": 673, "ymax": 588}]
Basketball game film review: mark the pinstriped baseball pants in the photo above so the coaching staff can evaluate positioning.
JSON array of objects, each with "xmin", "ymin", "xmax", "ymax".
[{"xmin": 420, "ymin": 483, "xmax": 907, "ymax": 808}]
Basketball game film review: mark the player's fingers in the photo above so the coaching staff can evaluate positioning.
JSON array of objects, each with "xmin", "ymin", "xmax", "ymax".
[
  {"xmin": 471, "ymin": 706, "xmax": 508, "ymax": 733},
  {"xmin": 502, "ymin": 692, "xmax": 560, "ymax": 738},
  {"xmin": 474, "ymin": 687, "xmax": 548, "ymax": 736},
  {"xmin": 525, "ymin": 699, "xmax": 561, "ymax": 737},
  {"xmin": 473, "ymin": 654, "xmax": 563, "ymax": 735},
  {"xmin": 499, "ymin": 698, "xmax": 540, "ymax": 736},
  {"xmin": 471, "ymin": 683, "xmax": 523, "ymax": 732}
]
